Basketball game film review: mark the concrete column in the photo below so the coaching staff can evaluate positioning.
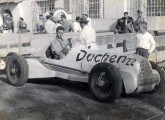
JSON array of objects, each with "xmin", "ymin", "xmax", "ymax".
[
  {"xmin": 100, "ymin": 0, "xmax": 104, "ymax": 18},
  {"xmin": 84, "ymin": 0, "xmax": 88, "ymax": 14},
  {"xmin": 140, "ymin": 0, "xmax": 147, "ymax": 21},
  {"xmin": 124, "ymin": 0, "xmax": 128, "ymax": 12}
]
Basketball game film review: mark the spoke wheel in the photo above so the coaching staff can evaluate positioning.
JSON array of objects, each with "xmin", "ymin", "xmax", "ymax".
[
  {"xmin": 6, "ymin": 54, "xmax": 29, "ymax": 86},
  {"xmin": 92, "ymin": 71, "xmax": 112, "ymax": 95},
  {"xmin": 89, "ymin": 63, "xmax": 122, "ymax": 102}
]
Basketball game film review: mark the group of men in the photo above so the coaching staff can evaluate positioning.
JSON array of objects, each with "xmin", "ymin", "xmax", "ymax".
[
  {"xmin": 50, "ymin": 16, "xmax": 96, "ymax": 59},
  {"xmin": 50, "ymin": 13, "xmax": 155, "ymax": 60},
  {"xmin": 1, "ymin": 13, "xmax": 28, "ymax": 33},
  {"xmin": 36, "ymin": 12, "xmax": 92, "ymax": 34},
  {"xmin": 114, "ymin": 10, "xmax": 155, "ymax": 59},
  {"xmin": 115, "ymin": 10, "xmax": 144, "ymax": 34},
  {"xmin": 1, "ymin": 11, "xmax": 155, "ymax": 60}
]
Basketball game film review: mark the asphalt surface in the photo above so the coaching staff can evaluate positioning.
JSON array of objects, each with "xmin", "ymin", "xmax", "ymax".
[{"xmin": 0, "ymin": 73, "xmax": 164, "ymax": 120}]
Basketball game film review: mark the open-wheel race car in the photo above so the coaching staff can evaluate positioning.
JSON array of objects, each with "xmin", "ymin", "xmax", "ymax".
[{"xmin": 3, "ymin": 32, "xmax": 164, "ymax": 103}]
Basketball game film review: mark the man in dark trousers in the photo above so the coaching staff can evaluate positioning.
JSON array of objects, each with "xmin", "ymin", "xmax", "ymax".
[{"xmin": 136, "ymin": 22, "xmax": 155, "ymax": 59}]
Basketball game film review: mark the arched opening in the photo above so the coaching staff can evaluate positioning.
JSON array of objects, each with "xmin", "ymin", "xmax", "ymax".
[
  {"xmin": 53, "ymin": 9, "xmax": 70, "ymax": 20},
  {"xmin": 1, "ymin": 9, "xmax": 13, "ymax": 25},
  {"xmin": 0, "ymin": 9, "xmax": 14, "ymax": 33},
  {"xmin": 1, "ymin": 9, "xmax": 13, "ymax": 17}
]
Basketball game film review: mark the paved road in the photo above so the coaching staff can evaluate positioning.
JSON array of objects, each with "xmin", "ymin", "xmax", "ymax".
[{"xmin": 0, "ymin": 74, "xmax": 164, "ymax": 120}]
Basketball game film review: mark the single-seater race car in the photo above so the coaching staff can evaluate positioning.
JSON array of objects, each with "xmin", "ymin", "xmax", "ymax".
[{"xmin": 4, "ymin": 33, "xmax": 163, "ymax": 103}]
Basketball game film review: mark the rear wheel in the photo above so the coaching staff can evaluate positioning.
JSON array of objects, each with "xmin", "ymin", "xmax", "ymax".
[
  {"xmin": 6, "ymin": 54, "xmax": 29, "ymax": 86},
  {"xmin": 89, "ymin": 63, "xmax": 122, "ymax": 102}
]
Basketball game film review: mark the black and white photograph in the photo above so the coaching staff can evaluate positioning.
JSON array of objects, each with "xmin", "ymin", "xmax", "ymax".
[{"xmin": 0, "ymin": 0, "xmax": 164, "ymax": 120}]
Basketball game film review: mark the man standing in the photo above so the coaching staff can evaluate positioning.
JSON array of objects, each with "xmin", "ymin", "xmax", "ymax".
[
  {"xmin": 136, "ymin": 22, "xmax": 155, "ymax": 59},
  {"xmin": 50, "ymin": 26, "xmax": 71, "ymax": 59},
  {"xmin": 61, "ymin": 15, "xmax": 73, "ymax": 33},
  {"xmin": 134, "ymin": 10, "xmax": 145, "ymax": 32},
  {"xmin": 72, "ymin": 16, "xmax": 81, "ymax": 32},
  {"xmin": 45, "ymin": 15, "xmax": 57, "ymax": 34},
  {"xmin": 79, "ymin": 17, "xmax": 97, "ymax": 50},
  {"xmin": 121, "ymin": 12, "xmax": 134, "ymax": 33},
  {"xmin": 3, "ymin": 14, "xmax": 14, "ymax": 33},
  {"xmin": 36, "ymin": 14, "xmax": 46, "ymax": 33}
]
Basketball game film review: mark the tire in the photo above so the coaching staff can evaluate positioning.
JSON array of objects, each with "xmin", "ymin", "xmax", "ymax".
[
  {"xmin": 5, "ymin": 54, "xmax": 29, "ymax": 86},
  {"xmin": 149, "ymin": 61, "xmax": 165, "ymax": 91},
  {"xmin": 89, "ymin": 63, "xmax": 123, "ymax": 102},
  {"xmin": 3, "ymin": 52, "xmax": 17, "ymax": 74}
]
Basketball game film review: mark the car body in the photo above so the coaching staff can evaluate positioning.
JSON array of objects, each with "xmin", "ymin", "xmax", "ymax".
[
  {"xmin": 26, "ymin": 45, "xmax": 160, "ymax": 94},
  {"xmin": 2, "ymin": 32, "xmax": 165, "ymax": 102}
]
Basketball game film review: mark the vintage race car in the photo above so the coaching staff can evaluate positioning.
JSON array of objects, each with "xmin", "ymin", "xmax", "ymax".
[{"xmin": 4, "ymin": 33, "xmax": 163, "ymax": 102}]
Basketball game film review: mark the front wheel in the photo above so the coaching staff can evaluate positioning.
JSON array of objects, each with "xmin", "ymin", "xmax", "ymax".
[
  {"xmin": 89, "ymin": 63, "xmax": 123, "ymax": 102},
  {"xmin": 5, "ymin": 54, "xmax": 29, "ymax": 86}
]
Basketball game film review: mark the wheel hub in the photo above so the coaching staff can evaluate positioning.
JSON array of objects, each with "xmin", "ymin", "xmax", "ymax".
[
  {"xmin": 11, "ymin": 68, "xmax": 16, "ymax": 73},
  {"xmin": 98, "ymin": 72, "xmax": 106, "ymax": 87},
  {"xmin": 98, "ymin": 80, "xmax": 105, "ymax": 87}
]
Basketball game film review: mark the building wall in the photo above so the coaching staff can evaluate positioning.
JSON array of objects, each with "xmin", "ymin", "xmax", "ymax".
[
  {"xmin": 18, "ymin": 0, "xmax": 32, "ymax": 31},
  {"xmin": 0, "ymin": 3, "xmax": 18, "ymax": 29},
  {"xmin": 92, "ymin": 0, "xmax": 126, "ymax": 31},
  {"xmin": 0, "ymin": 0, "xmax": 32, "ymax": 32},
  {"xmin": 147, "ymin": 17, "xmax": 165, "ymax": 30},
  {"xmin": 55, "ymin": 0, "xmax": 64, "ymax": 9}
]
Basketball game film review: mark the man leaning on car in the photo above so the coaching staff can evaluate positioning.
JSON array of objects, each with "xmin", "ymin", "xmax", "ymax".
[
  {"xmin": 50, "ymin": 26, "xmax": 71, "ymax": 59},
  {"xmin": 136, "ymin": 21, "xmax": 155, "ymax": 59}
]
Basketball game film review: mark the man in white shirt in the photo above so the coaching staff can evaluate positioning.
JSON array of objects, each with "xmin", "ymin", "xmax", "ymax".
[
  {"xmin": 45, "ymin": 15, "xmax": 57, "ymax": 34},
  {"xmin": 136, "ymin": 22, "xmax": 155, "ymax": 59},
  {"xmin": 79, "ymin": 17, "xmax": 97, "ymax": 50},
  {"xmin": 72, "ymin": 16, "xmax": 81, "ymax": 32}
]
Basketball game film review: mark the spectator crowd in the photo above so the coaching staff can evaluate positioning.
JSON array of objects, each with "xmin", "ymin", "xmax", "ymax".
[
  {"xmin": 0, "ymin": 10, "xmax": 145, "ymax": 35},
  {"xmin": 115, "ymin": 10, "xmax": 145, "ymax": 34},
  {"xmin": 35, "ymin": 12, "xmax": 89, "ymax": 34},
  {"xmin": 0, "ymin": 10, "xmax": 155, "ymax": 60}
]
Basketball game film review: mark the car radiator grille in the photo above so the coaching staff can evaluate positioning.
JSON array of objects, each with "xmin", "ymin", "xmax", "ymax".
[{"xmin": 137, "ymin": 60, "xmax": 159, "ymax": 86}]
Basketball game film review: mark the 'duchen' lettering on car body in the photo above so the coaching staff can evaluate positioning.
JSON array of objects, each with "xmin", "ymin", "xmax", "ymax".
[{"xmin": 76, "ymin": 50, "xmax": 136, "ymax": 66}]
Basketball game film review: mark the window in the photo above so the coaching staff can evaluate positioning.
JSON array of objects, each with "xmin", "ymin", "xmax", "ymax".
[
  {"xmin": 31, "ymin": 0, "xmax": 55, "ymax": 32},
  {"xmin": 72, "ymin": 0, "xmax": 104, "ymax": 19},
  {"xmin": 72, "ymin": 0, "xmax": 85, "ymax": 19},
  {"xmin": 147, "ymin": 0, "xmax": 165, "ymax": 16},
  {"xmin": 89, "ymin": 0, "xmax": 100, "ymax": 18}
]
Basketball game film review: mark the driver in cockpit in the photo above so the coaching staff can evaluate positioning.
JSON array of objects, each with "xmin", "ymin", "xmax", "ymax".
[{"xmin": 50, "ymin": 26, "xmax": 71, "ymax": 59}]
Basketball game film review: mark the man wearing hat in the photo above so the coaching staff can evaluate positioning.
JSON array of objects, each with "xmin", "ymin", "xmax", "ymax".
[
  {"xmin": 137, "ymin": 10, "xmax": 145, "ymax": 23},
  {"xmin": 134, "ymin": 10, "xmax": 145, "ymax": 32},
  {"xmin": 82, "ymin": 13, "xmax": 92, "ymax": 27},
  {"xmin": 79, "ymin": 17, "xmax": 97, "ymax": 49}
]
